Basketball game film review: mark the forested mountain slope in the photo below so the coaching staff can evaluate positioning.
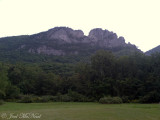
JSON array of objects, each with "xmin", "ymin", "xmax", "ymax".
[
  {"xmin": 145, "ymin": 45, "xmax": 160, "ymax": 55},
  {"xmin": 0, "ymin": 27, "xmax": 140, "ymax": 63}
]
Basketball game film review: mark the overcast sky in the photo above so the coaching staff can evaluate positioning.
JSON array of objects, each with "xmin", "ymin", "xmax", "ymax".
[{"xmin": 0, "ymin": 0, "xmax": 160, "ymax": 52}]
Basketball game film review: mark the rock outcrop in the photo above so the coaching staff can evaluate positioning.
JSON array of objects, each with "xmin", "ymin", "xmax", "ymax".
[
  {"xmin": 45, "ymin": 27, "xmax": 127, "ymax": 47},
  {"xmin": 17, "ymin": 27, "xmax": 136, "ymax": 56},
  {"xmin": 88, "ymin": 28, "xmax": 126, "ymax": 47},
  {"xmin": 47, "ymin": 27, "xmax": 85, "ymax": 43},
  {"xmin": 29, "ymin": 46, "xmax": 65, "ymax": 55}
]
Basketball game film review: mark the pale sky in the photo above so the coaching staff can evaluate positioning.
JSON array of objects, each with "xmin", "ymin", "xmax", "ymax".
[{"xmin": 0, "ymin": 0, "xmax": 160, "ymax": 52}]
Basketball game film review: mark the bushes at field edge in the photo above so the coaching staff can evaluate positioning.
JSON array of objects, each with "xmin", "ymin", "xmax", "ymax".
[{"xmin": 99, "ymin": 96, "xmax": 123, "ymax": 104}]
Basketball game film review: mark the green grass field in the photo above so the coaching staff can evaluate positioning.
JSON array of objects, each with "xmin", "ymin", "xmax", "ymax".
[{"xmin": 0, "ymin": 102, "xmax": 160, "ymax": 120}]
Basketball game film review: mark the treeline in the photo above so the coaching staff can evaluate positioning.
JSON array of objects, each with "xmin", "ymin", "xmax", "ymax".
[{"xmin": 0, "ymin": 50, "xmax": 160, "ymax": 103}]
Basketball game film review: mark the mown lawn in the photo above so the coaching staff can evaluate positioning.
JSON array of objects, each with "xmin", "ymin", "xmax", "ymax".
[{"xmin": 0, "ymin": 102, "xmax": 160, "ymax": 120}]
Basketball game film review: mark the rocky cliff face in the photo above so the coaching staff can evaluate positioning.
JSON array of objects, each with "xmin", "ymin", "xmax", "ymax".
[
  {"xmin": 28, "ymin": 45, "xmax": 66, "ymax": 56},
  {"xmin": 28, "ymin": 27, "xmax": 131, "ymax": 55},
  {"xmin": 1, "ymin": 27, "xmax": 137, "ymax": 56},
  {"xmin": 46, "ymin": 27, "xmax": 85, "ymax": 43},
  {"xmin": 88, "ymin": 28, "xmax": 126, "ymax": 47},
  {"xmin": 44, "ymin": 27, "xmax": 127, "ymax": 47}
]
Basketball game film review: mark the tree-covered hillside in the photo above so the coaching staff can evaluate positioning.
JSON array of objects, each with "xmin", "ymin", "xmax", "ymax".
[
  {"xmin": 145, "ymin": 45, "xmax": 160, "ymax": 55},
  {"xmin": 0, "ymin": 27, "xmax": 140, "ymax": 63},
  {"xmin": 0, "ymin": 50, "xmax": 160, "ymax": 103},
  {"xmin": 1, "ymin": 27, "xmax": 159, "ymax": 104}
]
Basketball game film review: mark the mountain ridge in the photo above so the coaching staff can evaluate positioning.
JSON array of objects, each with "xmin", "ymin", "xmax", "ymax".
[
  {"xmin": 0, "ymin": 27, "xmax": 140, "ymax": 63},
  {"xmin": 145, "ymin": 45, "xmax": 160, "ymax": 55}
]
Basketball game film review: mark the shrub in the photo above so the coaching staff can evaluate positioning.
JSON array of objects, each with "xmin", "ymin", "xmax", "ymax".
[
  {"xmin": 113, "ymin": 97, "xmax": 123, "ymax": 104},
  {"xmin": 32, "ymin": 96, "xmax": 43, "ymax": 103},
  {"xmin": 50, "ymin": 96, "xmax": 59, "ymax": 102},
  {"xmin": 130, "ymin": 99, "xmax": 140, "ymax": 103},
  {"xmin": 99, "ymin": 96, "xmax": 112, "ymax": 104},
  {"xmin": 5, "ymin": 84, "xmax": 20, "ymax": 100},
  {"xmin": 17, "ymin": 93, "xmax": 91, "ymax": 103},
  {"xmin": 60, "ymin": 94, "xmax": 72, "ymax": 102},
  {"xmin": 5, "ymin": 99, "xmax": 18, "ymax": 102},
  {"xmin": 0, "ymin": 90, "xmax": 5, "ymax": 99},
  {"xmin": 39, "ymin": 96, "xmax": 53, "ymax": 102},
  {"xmin": 140, "ymin": 91, "xmax": 160, "ymax": 103},
  {"xmin": 18, "ymin": 95, "xmax": 56, "ymax": 103},
  {"xmin": 0, "ymin": 100, "xmax": 4, "ymax": 105},
  {"xmin": 121, "ymin": 96, "xmax": 130, "ymax": 103},
  {"xmin": 67, "ymin": 91, "xmax": 89, "ymax": 102},
  {"xmin": 99, "ymin": 96, "xmax": 122, "ymax": 104},
  {"xmin": 18, "ymin": 95, "xmax": 34, "ymax": 103}
]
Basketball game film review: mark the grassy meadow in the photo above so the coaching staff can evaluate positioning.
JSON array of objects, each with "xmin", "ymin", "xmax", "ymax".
[{"xmin": 0, "ymin": 102, "xmax": 160, "ymax": 120}]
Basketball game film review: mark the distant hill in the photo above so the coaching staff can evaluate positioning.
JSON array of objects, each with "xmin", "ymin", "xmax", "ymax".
[
  {"xmin": 0, "ymin": 27, "xmax": 140, "ymax": 63},
  {"xmin": 145, "ymin": 45, "xmax": 160, "ymax": 55}
]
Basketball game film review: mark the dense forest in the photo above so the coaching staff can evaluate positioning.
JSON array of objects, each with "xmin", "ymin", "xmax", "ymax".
[{"xmin": 0, "ymin": 50, "xmax": 160, "ymax": 103}]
